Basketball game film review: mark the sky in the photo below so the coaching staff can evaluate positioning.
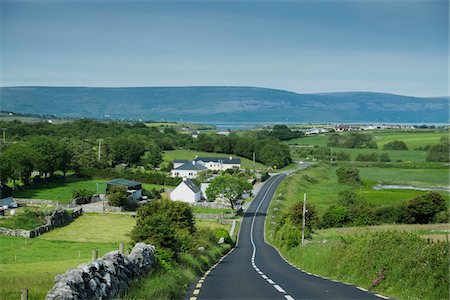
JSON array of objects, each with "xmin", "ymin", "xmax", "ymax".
[{"xmin": 0, "ymin": 0, "xmax": 448, "ymax": 97}]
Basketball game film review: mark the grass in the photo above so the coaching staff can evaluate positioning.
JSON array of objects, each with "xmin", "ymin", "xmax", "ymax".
[
  {"xmin": 40, "ymin": 213, "xmax": 135, "ymax": 243},
  {"xmin": 271, "ymin": 163, "xmax": 449, "ymax": 216},
  {"xmin": 192, "ymin": 206, "xmax": 233, "ymax": 214},
  {"xmin": 0, "ymin": 208, "xmax": 48, "ymax": 230},
  {"xmin": 288, "ymin": 130, "xmax": 448, "ymax": 163},
  {"xmin": 273, "ymin": 231, "xmax": 449, "ymax": 300},
  {"xmin": 0, "ymin": 213, "xmax": 136, "ymax": 299},
  {"xmin": 162, "ymin": 149, "xmax": 266, "ymax": 170},
  {"xmin": 0, "ymin": 236, "xmax": 125, "ymax": 299},
  {"xmin": 358, "ymin": 167, "xmax": 449, "ymax": 187},
  {"xmin": 14, "ymin": 177, "xmax": 170, "ymax": 203}
]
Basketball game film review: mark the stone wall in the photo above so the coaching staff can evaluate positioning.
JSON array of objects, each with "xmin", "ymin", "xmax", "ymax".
[
  {"xmin": 46, "ymin": 243, "xmax": 155, "ymax": 300},
  {"xmin": 0, "ymin": 208, "xmax": 82, "ymax": 238}
]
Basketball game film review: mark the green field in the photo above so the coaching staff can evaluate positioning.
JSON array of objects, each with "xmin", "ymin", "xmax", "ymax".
[
  {"xmin": 14, "ymin": 177, "xmax": 170, "ymax": 203},
  {"xmin": 272, "ymin": 164, "xmax": 449, "ymax": 215},
  {"xmin": 41, "ymin": 213, "xmax": 135, "ymax": 243},
  {"xmin": 0, "ymin": 213, "xmax": 133, "ymax": 299},
  {"xmin": 163, "ymin": 149, "xmax": 266, "ymax": 170},
  {"xmin": 288, "ymin": 130, "xmax": 447, "ymax": 149},
  {"xmin": 359, "ymin": 167, "xmax": 449, "ymax": 187}
]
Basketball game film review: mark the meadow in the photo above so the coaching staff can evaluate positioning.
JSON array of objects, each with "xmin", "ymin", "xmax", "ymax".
[
  {"xmin": 288, "ymin": 129, "xmax": 448, "ymax": 163},
  {"xmin": 272, "ymin": 164, "xmax": 449, "ymax": 216},
  {"xmin": 14, "ymin": 177, "xmax": 171, "ymax": 203},
  {"xmin": 162, "ymin": 149, "xmax": 266, "ymax": 170}
]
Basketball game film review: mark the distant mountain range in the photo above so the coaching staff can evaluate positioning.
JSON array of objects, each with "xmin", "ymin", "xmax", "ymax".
[{"xmin": 0, "ymin": 86, "xmax": 448, "ymax": 123}]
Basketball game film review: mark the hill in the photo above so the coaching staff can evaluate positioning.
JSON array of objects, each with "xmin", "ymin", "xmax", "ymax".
[{"xmin": 0, "ymin": 86, "xmax": 448, "ymax": 123}]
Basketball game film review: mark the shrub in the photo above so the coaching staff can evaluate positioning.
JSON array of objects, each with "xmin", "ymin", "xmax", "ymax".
[
  {"xmin": 107, "ymin": 186, "xmax": 128, "ymax": 207},
  {"xmin": 72, "ymin": 188, "xmax": 94, "ymax": 205},
  {"xmin": 131, "ymin": 199, "xmax": 196, "ymax": 257},
  {"xmin": 335, "ymin": 151, "xmax": 350, "ymax": 161},
  {"xmin": 355, "ymin": 152, "xmax": 379, "ymax": 162},
  {"xmin": 328, "ymin": 132, "xmax": 377, "ymax": 149},
  {"xmin": 383, "ymin": 140, "xmax": 408, "ymax": 150},
  {"xmin": 379, "ymin": 153, "xmax": 391, "ymax": 162},
  {"xmin": 320, "ymin": 205, "xmax": 349, "ymax": 228},
  {"xmin": 336, "ymin": 167, "xmax": 361, "ymax": 185},
  {"xmin": 426, "ymin": 143, "xmax": 449, "ymax": 162},
  {"xmin": 400, "ymin": 192, "xmax": 446, "ymax": 224}
]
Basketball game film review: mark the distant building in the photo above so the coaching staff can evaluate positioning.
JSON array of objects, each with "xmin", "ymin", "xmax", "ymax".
[
  {"xmin": 106, "ymin": 178, "xmax": 142, "ymax": 201},
  {"xmin": 194, "ymin": 156, "xmax": 241, "ymax": 171},
  {"xmin": 170, "ymin": 179, "xmax": 201, "ymax": 204},
  {"xmin": 0, "ymin": 184, "xmax": 13, "ymax": 207},
  {"xmin": 170, "ymin": 162, "xmax": 208, "ymax": 179}
]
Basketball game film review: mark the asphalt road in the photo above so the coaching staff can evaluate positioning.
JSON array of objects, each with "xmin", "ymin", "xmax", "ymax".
[{"xmin": 186, "ymin": 173, "xmax": 385, "ymax": 300}]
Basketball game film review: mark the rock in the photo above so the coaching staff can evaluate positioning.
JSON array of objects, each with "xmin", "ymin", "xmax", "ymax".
[
  {"xmin": 217, "ymin": 237, "xmax": 225, "ymax": 245},
  {"xmin": 197, "ymin": 246, "xmax": 205, "ymax": 252}
]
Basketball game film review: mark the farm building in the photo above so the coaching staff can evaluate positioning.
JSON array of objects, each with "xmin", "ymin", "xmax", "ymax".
[
  {"xmin": 0, "ymin": 184, "xmax": 13, "ymax": 207},
  {"xmin": 170, "ymin": 179, "xmax": 201, "ymax": 204},
  {"xmin": 106, "ymin": 178, "xmax": 142, "ymax": 201}
]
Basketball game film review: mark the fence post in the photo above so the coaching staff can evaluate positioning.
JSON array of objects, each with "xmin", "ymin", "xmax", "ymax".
[
  {"xmin": 119, "ymin": 243, "xmax": 124, "ymax": 254},
  {"xmin": 21, "ymin": 288, "xmax": 28, "ymax": 300},
  {"xmin": 92, "ymin": 250, "xmax": 98, "ymax": 261}
]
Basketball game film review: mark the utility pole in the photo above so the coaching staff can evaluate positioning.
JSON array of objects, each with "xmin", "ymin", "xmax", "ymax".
[
  {"xmin": 253, "ymin": 151, "xmax": 256, "ymax": 172},
  {"xmin": 301, "ymin": 193, "xmax": 307, "ymax": 246}
]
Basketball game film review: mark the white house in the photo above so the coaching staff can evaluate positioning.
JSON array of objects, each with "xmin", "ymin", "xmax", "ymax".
[
  {"xmin": 0, "ymin": 184, "xmax": 13, "ymax": 208},
  {"xmin": 194, "ymin": 156, "xmax": 241, "ymax": 171},
  {"xmin": 170, "ymin": 179, "xmax": 201, "ymax": 204},
  {"xmin": 170, "ymin": 162, "xmax": 208, "ymax": 179}
]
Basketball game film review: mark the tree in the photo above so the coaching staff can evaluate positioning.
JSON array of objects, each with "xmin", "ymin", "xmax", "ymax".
[
  {"xmin": 383, "ymin": 140, "xmax": 408, "ymax": 150},
  {"xmin": 0, "ymin": 143, "xmax": 36, "ymax": 185},
  {"xmin": 131, "ymin": 199, "xmax": 195, "ymax": 256},
  {"xmin": 400, "ymin": 192, "xmax": 446, "ymax": 224},
  {"xmin": 28, "ymin": 136, "xmax": 63, "ymax": 176},
  {"xmin": 426, "ymin": 142, "xmax": 449, "ymax": 162},
  {"xmin": 107, "ymin": 185, "xmax": 128, "ymax": 207},
  {"xmin": 336, "ymin": 167, "xmax": 361, "ymax": 185},
  {"xmin": 109, "ymin": 137, "xmax": 146, "ymax": 165},
  {"xmin": 379, "ymin": 152, "xmax": 391, "ymax": 162},
  {"xmin": 335, "ymin": 151, "xmax": 350, "ymax": 161},
  {"xmin": 140, "ymin": 142, "xmax": 163, "ymax": 169},
  {"xmin": 205, "ymin": 174, "xmax": 252, "ymax": 211},
  {"xmin": 259, "ymin": 141, "xmax": 292, "ymax": 168}
]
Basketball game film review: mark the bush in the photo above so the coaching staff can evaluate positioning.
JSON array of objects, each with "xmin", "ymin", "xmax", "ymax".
[
  {"xmin": 335, "ymin": 151, "xmax": 350, "ymax": 161},
  {"xmin": 335, "ymin": 167, "xmax": 361, "ymax": 185},
  {"xmin": 107, "ymin": 186, "xmax": 128, "ymax": 207},
  {"xmin": 131, "ymin": 199, "xmax": 196, "ymax": 257},
  {"xmin": 400, "ymin": 192, "xmax": 446, "ymax": 224},
  {"xmin": 320, "ymin": 205, "xmax": 349, "ymax": 228},
  {"xmin": 355, "ymin": 152, "xmax": 379, "ymax": 162},
  {"xmin": 72, "ymin": 188, "xmax": 94, "ymax": 205},
  {"xmin": 383, "ymin": 140, "xmax": 408, "ymax": 150},
  {"xmin": 328, "ymin": 132, "xmax": 377, "ymax": 149},
  {"xmin": 379, "ymin": 153, "xmax": 391, "ymax": 162},
  {"xmin": 426, "ymin": 143, "xmax": 449, "ymax": 162}
]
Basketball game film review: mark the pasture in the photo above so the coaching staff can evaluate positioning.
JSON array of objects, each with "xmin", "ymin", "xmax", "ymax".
[
  {"xmin": 14, "ymin": 177, "xmax": 170, "ymax": 203},
  {"xmin": 0, "ymin": 213, "xmax": 136, "ymax": 299}
]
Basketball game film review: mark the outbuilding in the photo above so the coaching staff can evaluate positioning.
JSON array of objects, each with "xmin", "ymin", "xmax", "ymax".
[
  {"xmin": 170, "ymin": 179, "xmax": 201, "ymax": 204},
  {"xmin": 106, "ymin": 178, "xmax": 142, "ymax": 201},
  {"xmin": 0, "ymin": 184, "xmax": 13, "ymax": 207}
]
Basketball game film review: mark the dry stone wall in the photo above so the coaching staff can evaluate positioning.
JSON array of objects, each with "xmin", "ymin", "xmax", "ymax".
[
  {"xmin": 0, "ymin": 209, "xmax": 82, "ymax": 238},
  {"xmin": 46, "ymin": 243, "xmax": 155, "ymax": 300}
]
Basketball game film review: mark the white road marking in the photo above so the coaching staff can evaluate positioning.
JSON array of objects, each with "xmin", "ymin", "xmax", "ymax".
[
  {"xmin": 375, "ymin": 294, "xmax": 390, "ymax": 299},
  {"xmin": 284, "ymin": 295, "xmax": 295, "ymax": 300},
  {"xmin": 357, "ymin": 287, "xmax": 368, "ymax": 292},
  {"xmin": 274, "ymin": 285, "xmax": 286, "ymax": 293},
  {"xmin": 267, "ymin": 279, "xmax": 275, "ymax": 284}
]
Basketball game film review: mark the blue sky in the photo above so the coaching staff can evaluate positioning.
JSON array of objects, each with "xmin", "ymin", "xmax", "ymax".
[{"xmin": 0, "ymin": 0, "xmax": 448, "ymax": 97}]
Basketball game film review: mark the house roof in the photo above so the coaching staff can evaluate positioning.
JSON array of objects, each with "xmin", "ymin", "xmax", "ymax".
[
  {"xmin": 0, "ymin": 184, "xmax": 13, "ymax": 199},
  {"xmin": 106, "ymin": 178, "xmax": 141, "ymax": 187},
  {"xmin": 183, "ymin": 179, "xmax": 200, "ymax": 193},
  {"xmin": 194, "ymin": 157, "xmax": 241, "ymax": 164},
  {"xmin": 173, "ymin": 159, "xmax": 190, "ymax": 164},
  {"xmin": 174, "ymin": 163, "xmax": 208, "ymax": 171}
]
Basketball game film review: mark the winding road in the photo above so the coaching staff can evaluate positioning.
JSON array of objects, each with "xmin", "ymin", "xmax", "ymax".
[{"xmin": 186, "ymin": 173, "xmax": 387, "ymax": 300}]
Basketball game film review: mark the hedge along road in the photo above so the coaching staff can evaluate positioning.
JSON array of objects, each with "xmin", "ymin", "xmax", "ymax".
[{"xmin": 186, "ymin": 173, "xmax": 384, "ymax": 300}]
